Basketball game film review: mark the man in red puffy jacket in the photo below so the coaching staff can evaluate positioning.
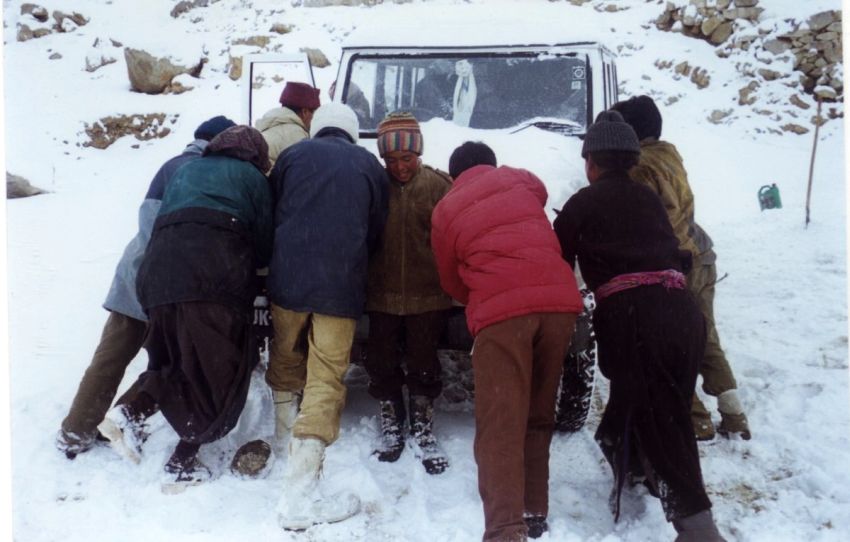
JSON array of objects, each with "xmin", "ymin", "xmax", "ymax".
[{"xmin": 431, "ymin": 141, "xmax": 583, "ymax": 542}]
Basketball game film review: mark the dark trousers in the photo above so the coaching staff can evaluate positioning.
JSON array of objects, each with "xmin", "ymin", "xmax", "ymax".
[
  {"xmin": 593, "ymin": 285, "xmax": 711, "ymax": 521},
  {"xmin": 136, "ymin": 302, "xmax": 257, "ymax": 445},
  {"xmin": 365, "ymin": 310, "xmax": 448, "ymax": 400},
  {"xmin": 61, "ymin": 312, "xmax": 148, "ymax": 443},
  {"xmin": 472, "ymin": 312, "xmax": 577, "ymax": 542}
]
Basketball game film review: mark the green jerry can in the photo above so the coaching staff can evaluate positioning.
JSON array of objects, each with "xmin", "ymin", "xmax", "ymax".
[{"xmin": 758, "ymin": 184, "xmax": 782, "ymax": 210}]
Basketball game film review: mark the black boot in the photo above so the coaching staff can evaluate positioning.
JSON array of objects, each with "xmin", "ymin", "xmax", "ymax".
[
  {"xmin": 524, "ymin": 515, "xmax": 548, "ymax": 539},
  {"xmin": 373, "ymin": 397, "xmax": 406, "ymax": 463},
  {"xmin": 672, "ymin": 510, "xmax": 726, "ymax": 542},
  {"xmin": 409, "ymin": 395, "xmax": 449, "ymax": 475},
  {"xmin": 161, "ymin": 440, "xmax": 211, "ymax": 494}
]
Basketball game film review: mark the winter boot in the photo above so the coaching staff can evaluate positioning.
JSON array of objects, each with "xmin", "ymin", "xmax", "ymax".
[
  {"xmin": 230, "ymin": 439, "xmax": 273, "ymax": 478},
  {"xmin": 272, "ymin": 390, "xmax": 301, "ymax": 456},
  {"xmin": 672, "ymin": 510, "xmax": 726, "ymax": 542},
  {"xmin": 276, "ymin": 437, "xmax": 361, "ymax": 530},
  {"xmin": 373, "ymin": 397, "xmax": 406, "ymax": 463},
  {"xmin": 690, "ymin": 395, "xmax": 716, "ymax": 441},
  {"xmin": 161, "ymin": 441, "xmax": 212, "ymax": 495},
  {"xmin": 716, "ymin": 389, "xmax": 751, "ymax": 440},
  {"xmin": 55, "ymin": 429, "xmax": 98, "ymax": 460},
  {"xmin": 524, "ymin": 514, "xmax": 548, "ymax": 539},
  {"xmin": 408, "ymin": 395, "xmax": 449, "ymax": 475},
  {"xmin": 97, "ymin": 404, "xmax": 149, "ymax": 464}
]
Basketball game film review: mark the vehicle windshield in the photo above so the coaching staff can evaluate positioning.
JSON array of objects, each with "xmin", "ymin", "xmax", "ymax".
[{"xmin": 342, "ymin": 52, "xmax": 589, "ymax": 134}]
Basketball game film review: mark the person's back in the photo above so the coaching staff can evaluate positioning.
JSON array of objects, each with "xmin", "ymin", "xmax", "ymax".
[
  {"xmin": 554, "ymin": 169, "xmax": 682, "ymax": 292},
  {"xmin": 139, "ymin": 135, "xmax": 273, "ymax": 313},
  {"xmin": 433, "ymin": 163, "xmax": 582, "ymax": 335},
  {"xmin": 268, "ymin": 124, "xmax": 388, "ymax": 318}
]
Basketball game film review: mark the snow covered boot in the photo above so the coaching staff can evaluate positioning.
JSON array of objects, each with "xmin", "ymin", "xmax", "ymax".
[
  {"xmin": 716, "ymin": 389, "xmax": 751, "ymax": 440},
  {"xmin": 409, "ymin": 395, "xmax": 449, "ymax": 475},
  {"xmin": 55, "ymin": 429, "xmax": 99, "ymax": 460},
  {"xmin": 96, "ymin": 404, "xmax": 149, "ymax": 464},
  {"xmin": 672, "ymin": 510, "xmax": 726, "ymax": 542},
  {"xmin": 272, "ymin": 390, "xmax": 301, "ymax": 456},
  {"xmin": 276, "ymin": 437, "xmax": 360, "ymax": 530},
  {"xmin": 524, "ymin": 514, "xmax": 548, "ymax": 539},
  {"xmin": 690, "ymin": 395, "xmax": 715, "ymax": 441},
  {"xmin": 373, "ymin": 397, "xmax": 406, "ymax": 463},
  {"xmin": 161, "ymin": 441, "xmax": 212, "ymax": 495}
]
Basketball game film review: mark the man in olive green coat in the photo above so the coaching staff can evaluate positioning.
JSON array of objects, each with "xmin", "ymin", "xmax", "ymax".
[
  {"xmin": 612, "ymin": 95, "xmax": 751, "ymax": 441},
  {"xmin": 365, "ymin": 112, "xmax": 454, "ymax": 474}
]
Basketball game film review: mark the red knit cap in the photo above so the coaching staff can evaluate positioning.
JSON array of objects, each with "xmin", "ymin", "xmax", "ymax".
[
  {"xmin": 377, "ymin": 112, "xmax": 423, "ymax": 156},
  {"xmin": 279, "ymin": 82, "xmax": 321, "ymax": 110}
]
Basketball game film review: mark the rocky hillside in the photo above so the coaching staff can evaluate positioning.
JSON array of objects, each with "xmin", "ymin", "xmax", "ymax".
[{"xmin": 5, "ymin": 0, "xmax": 844, "ymax": 153}]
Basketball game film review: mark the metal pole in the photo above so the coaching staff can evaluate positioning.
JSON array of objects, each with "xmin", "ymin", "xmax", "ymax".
[{"xmin": 805, "ymin": 98, "xmax": 823, "ymax": 228}]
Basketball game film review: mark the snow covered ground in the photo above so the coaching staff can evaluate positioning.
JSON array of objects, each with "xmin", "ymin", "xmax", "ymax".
[{"xmin": 3, "ymin": 0, "xmax": 849, "ymax": 541}]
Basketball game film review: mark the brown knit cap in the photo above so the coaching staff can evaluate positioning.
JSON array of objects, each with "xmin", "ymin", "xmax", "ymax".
[{"xmin": 377, "ymin": 112, "xmax": 423, "ymax": 156}]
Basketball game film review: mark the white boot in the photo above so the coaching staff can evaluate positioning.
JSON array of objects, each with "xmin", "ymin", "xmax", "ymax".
[
  {"xmin": 272, "ymin": 390, "xmax": 300, "ymax": 456},
  {"xmin": 275, "ymin": 437, "xmax": 360, "ymax": 530}
]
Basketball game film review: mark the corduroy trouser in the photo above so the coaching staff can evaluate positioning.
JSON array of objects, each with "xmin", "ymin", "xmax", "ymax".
[
  {"xmin": 472, "ymin": 312, "xmax": 577, "ymax": 542},
  {"xmin": 265, "ymin": 304, "xmax": 357, "ymax": 445}
]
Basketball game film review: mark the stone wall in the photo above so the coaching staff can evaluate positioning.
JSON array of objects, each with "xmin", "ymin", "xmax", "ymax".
[{"xmin": 655, "ymin": 1, "xmax": 843, "ymax": 102}]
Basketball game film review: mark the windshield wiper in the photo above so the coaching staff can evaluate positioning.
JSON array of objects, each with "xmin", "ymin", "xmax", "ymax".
[{"xmin": 510, "ymin": 119, "xmax": 584, "ymax": 136}]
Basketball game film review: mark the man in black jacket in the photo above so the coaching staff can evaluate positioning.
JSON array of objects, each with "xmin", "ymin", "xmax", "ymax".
[{"xmin": 266, "ymin": 103, "xmax": 389, "ymax": 530}]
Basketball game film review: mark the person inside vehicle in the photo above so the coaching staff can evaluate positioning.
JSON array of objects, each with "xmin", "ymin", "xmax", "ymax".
[
  {"xmin": 553, "ymin": 111, "xmax": 725, "ymax": 541},
  {"xmin": 431, "ymin": 141, "xmax": 583, "ymax": 541},
  {"xmin": 365, "ymin": 112, "xmax": 453, "ymax": 474}
]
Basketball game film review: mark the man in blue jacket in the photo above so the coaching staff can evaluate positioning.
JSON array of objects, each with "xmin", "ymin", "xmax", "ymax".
[
  {"xmin": 265, "ymin": 103, "xmax": 389, "ymax": 530},
  {"xmin": 55, "ymin": 115, "xmax": 235, "ymax": 459}
]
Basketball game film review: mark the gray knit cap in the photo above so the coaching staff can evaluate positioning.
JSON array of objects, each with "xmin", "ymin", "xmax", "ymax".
[{"xmin": 581, "ymin": 110, "xmax": 641, "ymax": 158}]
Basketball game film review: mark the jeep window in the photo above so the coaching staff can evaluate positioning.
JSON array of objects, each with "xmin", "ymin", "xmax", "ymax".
[{"xmin": 343, "ymin": 53, "xmax": 589, "ymax": 135}]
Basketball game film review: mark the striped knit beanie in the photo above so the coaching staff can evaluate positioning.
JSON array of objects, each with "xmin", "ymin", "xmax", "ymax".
[{"xmin": 376, "ymin": 112, "xmax": 423, "ymax": 157}]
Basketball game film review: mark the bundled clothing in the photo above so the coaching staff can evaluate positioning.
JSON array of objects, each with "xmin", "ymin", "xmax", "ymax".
[
  {"xmin": 265, "ymin": 125, "xmax": 389, "ymax": 444},
  {"xmin": 631, "ymin": 139, "xmax": 739, "ymax": 415},
  {"xmin": 59, "ymin": 140, "xmax": 207, "ymax": 451},
  {"xmin": 134, "ymin": 126, "xmax": 273, "ymax": 444},
  {"xmin": 256, "ymin": 106, "xmax": 310, "ymax": 171},
  {"xmin": 432, "ymin": 164, "xmax": 582, "ymax": 541},
  {"xmin": 266, "ymin": 129, "xmax": 388, "ymax": 320},
  {"xmin": 553, "ymin": 170, "xmax": 711, "ymax": 521},
  {"xmin": 366, "ymin": 164, "xmax": 453, "ymax": 401}
]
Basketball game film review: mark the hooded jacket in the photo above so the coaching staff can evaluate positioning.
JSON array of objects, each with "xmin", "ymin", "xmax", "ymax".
[
  {"xmin": 267, "ymin": 128, "xmax": 389, "ymax": 319},
  {"xmin": 137, "ymin": 132, "xmax": 273, "ymax": 312},
  {"xmin": 431, "ymin": 165, "xmax": 583, "ymax": 336},
  {"xmin": 102, "ymin": 140, "xmax": 206, "ymax": 321},
  {"xmin": 256, "ymin": 106, "xmax": 310, "ymax": 170},
  {"xmin": 366, "ymin": 164, "xmax": 453, "ymax": 315}
]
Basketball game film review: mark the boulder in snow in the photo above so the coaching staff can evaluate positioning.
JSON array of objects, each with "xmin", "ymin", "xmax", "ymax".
[
  {"xmin": 124, "ymin": 48, "xmax": 205, "ymax": 94},
  {"xmin": 20, "ymin": 3, "xmax": 48, "ymax": 22},
  {"xmin": 300, "ymin": 47, "xmax": 330, "ymax": 68},
  {"xmin": 7, "ymin": 173, "xmax": 48, "ymax": 199}
]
